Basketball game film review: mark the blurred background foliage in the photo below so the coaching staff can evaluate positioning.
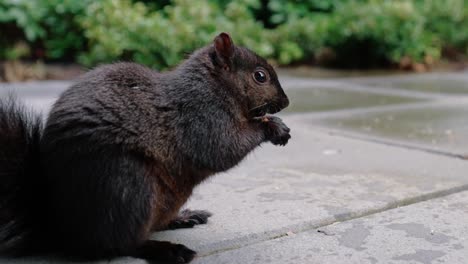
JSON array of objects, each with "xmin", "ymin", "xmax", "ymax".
[{"xmin": 0, "ymin": 0, "xmax": 467, "ymax": 70}]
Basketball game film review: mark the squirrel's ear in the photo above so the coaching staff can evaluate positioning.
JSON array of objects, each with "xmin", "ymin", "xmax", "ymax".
[{"xmin": 214, "ymin": 32, "xmax": 234, "ymax": 68}]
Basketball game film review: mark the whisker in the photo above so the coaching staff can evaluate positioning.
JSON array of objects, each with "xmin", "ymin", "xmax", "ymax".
[{"xmin": 248, "ymin": 102, "xmax": 269, "ymax": 112}]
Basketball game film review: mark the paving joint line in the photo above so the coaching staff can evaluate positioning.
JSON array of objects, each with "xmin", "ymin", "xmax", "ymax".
[
  {"xmin": 283, "ymin": 97, "xmax": 468, "ymax": 120},
  {"xmin": 323, "ymin": 129, "xmax": 468, "ymax": 161},
  {"xmin": 282, "ymin": 76, "xmax": 468, "ymax": 100},
  {"xmin": 197, "ymin": 183, "xmax": 468, "ymax": 259},
  {"xmin": 284, "ymin": 81, "xmax": 447, "ymax": 100}
]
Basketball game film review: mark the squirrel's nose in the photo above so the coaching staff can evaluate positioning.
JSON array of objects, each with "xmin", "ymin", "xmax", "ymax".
[{"xmin": 276, "ymin": 83, "xmax": 289, "ymax": 109}]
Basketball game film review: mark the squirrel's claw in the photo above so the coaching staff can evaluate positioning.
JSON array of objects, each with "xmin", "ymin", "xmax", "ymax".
[
  {"xmin": 271, "ymin": 132, "xmax": 291, "ymax": 146},
  {"xmin": 167, "ymin": 209, "xmax": 213, "ymax": 230}
]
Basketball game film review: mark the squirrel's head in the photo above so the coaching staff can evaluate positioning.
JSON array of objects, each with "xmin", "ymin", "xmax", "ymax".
[{"xmin": 210, "ymin": 32, "xmax": 289, "ymax": 119}]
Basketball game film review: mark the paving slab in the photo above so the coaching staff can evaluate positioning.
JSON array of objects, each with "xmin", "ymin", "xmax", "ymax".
[
  {"xmin": 312, "ymin": 101, "xmax": 468, "ymax": 156},
  {"xmin": 194, "ymin": 190, "xmax": 468, "ymax": 264},
  {"xmin": 280, "ymin": 75, "xmax": 452, "ymax": 101},
  {"xmin": 284, "ymin": 87, "xmax": 421, "ymax": 113},
  {"xmin": 0, "ymin": 81, "xmax": 69, "ymax": 114},
  {"xmin": 0, "ymin": 81, "xmax": 70, "ymax": 97},
  {"xmin": 350, "ymin": 74, "xmax": 468, "ymax": 95},
  {"xmin": 277, "ymin": 67, "xmax": 406, "ymax": 79}
]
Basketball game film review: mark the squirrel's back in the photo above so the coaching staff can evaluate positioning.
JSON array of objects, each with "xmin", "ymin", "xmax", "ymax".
[{"xmin": 39, "ymin": 63, "xmax": 175, "ymax": 257}]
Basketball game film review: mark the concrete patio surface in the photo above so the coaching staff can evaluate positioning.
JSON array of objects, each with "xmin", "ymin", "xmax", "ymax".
[{"xmin": 0, "ymin": 69, "xmax": 467, "ymax": 263}]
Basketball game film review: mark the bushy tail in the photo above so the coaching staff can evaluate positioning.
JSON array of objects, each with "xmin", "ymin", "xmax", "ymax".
[{"xmin": 0, "ymin": 96, "xmax": 43, "ymax": 255}]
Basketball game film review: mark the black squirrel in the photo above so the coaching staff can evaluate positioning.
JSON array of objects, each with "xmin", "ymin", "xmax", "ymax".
[{"xmin": 0, "ymin": 32, "xmax": 290, "ymax": 263}]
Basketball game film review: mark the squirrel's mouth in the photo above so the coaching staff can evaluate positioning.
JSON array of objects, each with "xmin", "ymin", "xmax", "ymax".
[{"xmin": 248, "ymin": 102, "xmax": 283, "ymax": 118}]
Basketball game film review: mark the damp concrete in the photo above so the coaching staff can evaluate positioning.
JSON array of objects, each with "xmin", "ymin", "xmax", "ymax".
[
  {"xmin": 315, "ymin": 102, "xmax": 468, "ymax": 155},
  {"xmin": 284, "ymin": 87, "xmax": 421, "ymax": 113}
]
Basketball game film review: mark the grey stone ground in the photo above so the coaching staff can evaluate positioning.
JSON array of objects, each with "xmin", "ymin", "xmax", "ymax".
[{"xmin": 0, "ymin": 69, "xmax": 467, "ymax": 263}]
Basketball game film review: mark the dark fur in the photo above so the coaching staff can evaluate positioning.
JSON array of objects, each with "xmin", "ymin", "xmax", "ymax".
[
  {"xmin": 0, "ymin": 33, "xmax": 290, "ymax": 263},
  {"xmin": 0, "ymin": 96, "xmax": 42, "ymax": 255}
]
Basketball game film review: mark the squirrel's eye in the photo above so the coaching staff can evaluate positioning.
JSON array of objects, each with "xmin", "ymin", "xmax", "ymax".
[{"xmin": 253, "ymin": 70, "xmax": 267, "ymax": 84}]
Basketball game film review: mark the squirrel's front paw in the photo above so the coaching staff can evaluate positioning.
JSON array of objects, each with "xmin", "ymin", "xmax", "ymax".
[{"xmin": 262, "ymin": 116, "xmax": 291, "ymax": 146}]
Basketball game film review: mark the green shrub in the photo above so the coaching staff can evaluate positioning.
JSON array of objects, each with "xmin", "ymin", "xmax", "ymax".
[
  {"xmin": 0, "ymin": 0, "xmax": 467, "ymax": 69},
  {"xmin": 79, "ymin": 0, "xmax": 272, "ymax": 69},
  {"xmin": 419, "ymin": 0, "xmax": 468, "ymax": 52},
  {"xmin": 40, "ymin": 0, "xmax": 91, "ymax": 59},
  {"xmin": 0, "ymin": 0, "xmax": 44, "ymax": 59},
  {"xmin": 313, "ymin": 1, "xmax": 441, "ymax": 66},
  {"xmin": 0, "ymin": 0, "xmax": 90, "ymax": 60}
]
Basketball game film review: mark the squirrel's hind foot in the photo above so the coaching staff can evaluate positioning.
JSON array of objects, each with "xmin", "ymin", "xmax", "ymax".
[
  {"xmin": 131, "ymin": 240, "xmax": 196, "ymax": 263},
  {"xmin": 167, "ymin": 209, "xmax": 213, "ymax": 230}
]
